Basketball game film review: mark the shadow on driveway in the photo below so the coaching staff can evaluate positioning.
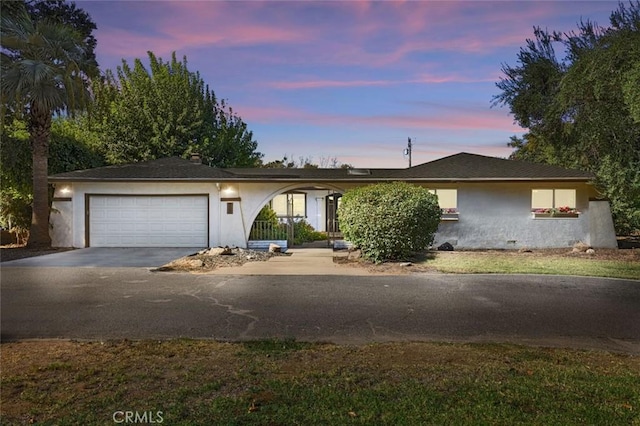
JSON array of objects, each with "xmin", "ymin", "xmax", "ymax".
[{"xmin": 1, "ymin": 247, "xmax": 202, "ymax": 268}]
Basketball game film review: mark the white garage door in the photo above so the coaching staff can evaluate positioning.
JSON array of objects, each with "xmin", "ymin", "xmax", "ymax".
[{"xmin": 89, "ymin": 195, "xmax": 208, "ymax": 247}]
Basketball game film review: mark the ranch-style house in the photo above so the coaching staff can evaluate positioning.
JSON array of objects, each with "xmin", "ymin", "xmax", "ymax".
[{"xmin": 48, "ymin": 152, "xmax": 618, "ymax": 250}]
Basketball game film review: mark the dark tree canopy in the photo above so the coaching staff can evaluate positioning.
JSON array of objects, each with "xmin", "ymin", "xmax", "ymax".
[
  {"xmin": 261, "ymin": 155, "xmax": 351, "ymax": 169},
  {"xmin": 90, "ymin": 51, "xmax": 262, "ymax": 167},
  {"xmin": 25, "ymin": 0, "xmax": 98, "ymax": 68},
  {"xmin": 494, "ymin": 1, "xmax": 640, "ymax": 233},
  {"xmin": 1, "ymin": 5, "xmax": 96, "ymax": 246}
]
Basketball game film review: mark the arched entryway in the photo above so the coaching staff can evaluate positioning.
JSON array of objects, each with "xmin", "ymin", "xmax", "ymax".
[{"xmin": 242, "ymin": 183, "xmax": 346, "ymax": 248}]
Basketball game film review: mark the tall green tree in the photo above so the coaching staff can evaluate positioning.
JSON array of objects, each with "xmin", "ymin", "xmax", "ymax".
[
  {"xmin": 0, "ymin": 119, "xmax": 32, "ymax": 233},
  {"xmin": 494, "ymin": 1, "xmax": 640, "ymax": 233},
  {"xmin": 260, "ymin": 155, "xmax": 351, "ymax": 168},
  {"xmin": 90, "ymin": 52, "xmax": 262, "ymax": 167},
  {"xmin": 1, "ymin": 7, "xmax": 97, "ymax": 247},
  {"xmin": 25, "ymin": 0, "xmax": 98, "ymax": 68},
  {"xmin": 1, "ymin": 117, "xmax": 104, "ymax": 233}
]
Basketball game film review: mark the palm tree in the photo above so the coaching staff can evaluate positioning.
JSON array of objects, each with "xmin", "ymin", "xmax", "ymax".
[{"xmin": 1, "ymin": 8, "xmax": 96, "ymax": 247}]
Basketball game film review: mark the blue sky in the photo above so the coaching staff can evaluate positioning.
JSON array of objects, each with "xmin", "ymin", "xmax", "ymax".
[{"xmin": 76, "ymin": 1, "xmax": 617, "ymax": 168}]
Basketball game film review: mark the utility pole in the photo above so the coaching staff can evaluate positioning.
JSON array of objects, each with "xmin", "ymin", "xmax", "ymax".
[{"xmin": 403, "ymin": 137, "xmax": 413, "ymax": 167}]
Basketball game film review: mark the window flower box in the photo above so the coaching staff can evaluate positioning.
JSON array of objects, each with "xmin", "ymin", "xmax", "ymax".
[
  {"xmin": 532, "ymin": 207, "xmax": 580, "ymax": 218},
  {"xmin": 441, "ymin": 208, "xmax": 459, "ymax": 221}
]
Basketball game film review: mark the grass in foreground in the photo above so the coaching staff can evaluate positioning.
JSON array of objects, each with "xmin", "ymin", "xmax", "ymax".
[
  {"xmin": 1, "ymin": 340, "xmax": 639, "ymax": 425},
  {"xmin": 420, "ymin": 250, "xmax": 640, "ymax": 280}
]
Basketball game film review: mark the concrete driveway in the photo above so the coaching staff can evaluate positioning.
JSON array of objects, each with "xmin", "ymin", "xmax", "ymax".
[{"xmin": 1, "ymin": 247, "xmax": 202, "ymax": 268}]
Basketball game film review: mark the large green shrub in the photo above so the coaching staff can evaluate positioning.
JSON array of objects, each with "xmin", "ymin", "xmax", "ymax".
[
  {"xmin": 250, "ymin": 205, "xmax": 287, "ymax": 240},
  {"xmin": 293, "ymin": 219, "xmax": 326, "ymax": 245},
  {"xmin": 338, "ymin": 182, "xmax": 441, "ymax": 262},
  {"xmin": 254, "ymin": 204, "xmax": 279, "ymax": 227}
]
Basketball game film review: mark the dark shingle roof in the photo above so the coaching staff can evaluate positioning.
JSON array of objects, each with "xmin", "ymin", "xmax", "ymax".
[
  {"xmin": 49, "ymin": 157, "xmax": 235, "ymax": 181},
  {"xmin": 395, "ymin": 153, "xmax": 594, "ymax": 181},
  {"xmin": 49, "ymin": 153, "xmax": 594, "ymax": 182},
  {"xmin": 225, "ymin": 167, "xmax": 401, "ymax": 180}
]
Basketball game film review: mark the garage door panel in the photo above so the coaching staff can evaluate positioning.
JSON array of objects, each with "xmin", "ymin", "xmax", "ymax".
[{"xmin": 89, "ymin": 195, "xmax": 208, "ymax": 247}]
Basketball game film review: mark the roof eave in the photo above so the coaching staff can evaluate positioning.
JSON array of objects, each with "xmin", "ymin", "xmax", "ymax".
[
  {"xmin": 48, "ymin": 177, "xmax": 229, "ymax": 183},
  {"xmin": 398, "ymin": 177, "xmax": 594, "ymax": 182},
  {"xmin": 49, "ymin": 176, "xmax": 593, "ymax": 183}
]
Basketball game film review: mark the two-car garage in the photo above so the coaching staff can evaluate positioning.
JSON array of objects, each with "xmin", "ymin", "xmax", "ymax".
[{"xmin": 87, "ymin": 195, "xmax": 209, "ymax": 247}]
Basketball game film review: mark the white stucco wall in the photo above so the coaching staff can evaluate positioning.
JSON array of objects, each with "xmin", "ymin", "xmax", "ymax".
[
  {"xmin": 432, "ymin": 182, "xmax": 593, "ymax": 249},
  {"xmin": 236, "ymin": 182, "xmax": 347, "ymax": 242},
  {"xmin": 51, "ymin": 179, "xmax": 615, "ymax": 250},
  {"xmin": 51, "ymin": 182, "xmax": 222, "ymax": 248},
  {"xmin": 304, "ymin": 190, "xmax": 330, "ymax": 231},
  {"xmin": 50, "ymin": 199, "xmax": 73, "ymax": 247},
  {"xmin": 51, "ymin": 181, "xmax": 350, "ymax": 248},
  {"xmin": 588, "ymin": 200, "xmax": 618, "ymax": 248}
]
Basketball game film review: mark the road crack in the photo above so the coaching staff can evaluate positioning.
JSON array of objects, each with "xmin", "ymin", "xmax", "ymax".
[
  {"xmin": 177, "ymin": 284, "xmax": 259, "ymax": 338},
  {"xmin": 207, "ymin": 297, "xmax": 259, "ymax": 338}
]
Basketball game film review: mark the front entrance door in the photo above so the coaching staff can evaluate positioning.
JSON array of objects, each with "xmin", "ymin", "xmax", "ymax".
[{"xmin": 326, "ymin": 193, "xmax": 342, "ymax": 236}]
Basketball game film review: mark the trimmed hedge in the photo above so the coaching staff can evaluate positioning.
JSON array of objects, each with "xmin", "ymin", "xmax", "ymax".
[{"xmin": 338, "ymin": 182, "xmax": 441, "ymax": 262}]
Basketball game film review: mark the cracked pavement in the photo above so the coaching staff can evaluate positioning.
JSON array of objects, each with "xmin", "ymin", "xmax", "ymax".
[{"xmin": 2, "ymin": 267, "xmax": 639, "ymax": 354}]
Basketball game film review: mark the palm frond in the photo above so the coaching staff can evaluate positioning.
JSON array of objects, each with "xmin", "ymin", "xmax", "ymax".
[{"xmin": 1, "ymin": 12, "xmax": 94, "ymax": 121}]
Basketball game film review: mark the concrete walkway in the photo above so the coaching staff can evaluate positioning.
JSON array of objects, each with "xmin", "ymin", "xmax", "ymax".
[{"xmin": 210, "ymin": 247, "xmax": 376, "ymax": 275}]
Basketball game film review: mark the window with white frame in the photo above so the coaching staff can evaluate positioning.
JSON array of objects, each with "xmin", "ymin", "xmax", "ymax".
[
  {"xmin": 271, "ymin": 193, "xmax": 306, "ymax": 217},
  {"xmin": 531, "ymin": 189, "xmax": 578, "ymax": 215},
  {"xmin": 429, "ymin": 189, "xmax": 458, "ymax": 214}
]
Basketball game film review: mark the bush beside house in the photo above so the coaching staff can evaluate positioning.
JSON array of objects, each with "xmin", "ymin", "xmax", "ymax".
[
  {"xmin": 292, "ymin": 220, "xmax": 326, "ymax": 245},
  {"xmin": 250, "ymin": 205, "xmax": 326, "ymax": 245},
  {"xmin": 338, "ymin": 182, "xmax": 441, "ymax": 262}
]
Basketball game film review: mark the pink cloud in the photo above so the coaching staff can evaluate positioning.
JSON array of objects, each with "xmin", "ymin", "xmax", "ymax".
[
  {"xmin": 95, "ymin": 27, "xmax": 175, "ymax": 59},
  {"xmin": 93, "ymin": 1, "xmax": 562, "ymax": 71},
  {"xmin": 93, "ymin": 0, "xmax": 607, "ymax": 74},
  {"xmin": 357, "ymin": 111, "xmax": 523, "ymax": 133},
  {"xmin": 267, "ymin": 71, "xmax": 496, "ymax": 90},
  {"xmin": 305, "ymin": 1, "xmax": 555, "ymax": 67},
  {"xmin": 233, "ymin": 105, "xmax": 317, "ymax": 124},
  {"xmin": 268, "ymin": 79, "xmax": 396, "ymax": 90},
  {"xmin": 93, "ymin": 1, "xmax": 312, "ymax": 61},
  {"xmin": 236, "ymin": 102, "xmax": 524, "ymax": 134},
  {"xmin": 159, "ymin": 1, "xmax": 310, "ymax": 47}
]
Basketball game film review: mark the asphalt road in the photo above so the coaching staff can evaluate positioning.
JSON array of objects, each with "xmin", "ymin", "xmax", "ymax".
[{"xmin": 2, "ymin": 267, "xmax": 639, "ymax": 353}]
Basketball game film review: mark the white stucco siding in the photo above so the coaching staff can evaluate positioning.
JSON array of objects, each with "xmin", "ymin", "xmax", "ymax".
[
  {"xmin": 50, "ymin": 200, "xmax": 73, "ymax": 247},
  {"xmin": 52, "ymin": 182, "xmax": 220, "ymax": 248},
  {"xmin": 51, "ymin": 178, "xmax": 613, "ymax": 250},
  {"xmin": 433, "ymin": 182, "xmax": 592, "ymax": 249},
  {"xmin": 236, "ymin": 182, "xmax": 347, "ymax": 242},
  {"xmin": 304, "ymin": 190, "xmax": 330, "ymax": 231},
  {"xmin": 588, "ymin": 200, "xmax": 618, "ymax": 248}
]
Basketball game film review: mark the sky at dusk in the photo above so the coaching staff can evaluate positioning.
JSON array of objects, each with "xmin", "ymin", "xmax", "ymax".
[{"xmin": 76, "ymin": 1, "xmax": 617, "ymax": 168}]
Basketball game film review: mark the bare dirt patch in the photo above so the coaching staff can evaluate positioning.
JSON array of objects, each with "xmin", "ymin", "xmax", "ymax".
[
  {"xmin": 0, "ymin": 244, "xmax": 74, "ymax": 263},
  {"xmin": 154, "ymin": 247, "xmax": 290, "ymax": 272}
]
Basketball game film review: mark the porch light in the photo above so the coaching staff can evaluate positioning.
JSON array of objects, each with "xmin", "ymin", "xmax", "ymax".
[
  {"xmin": 221, "ymin": 185, "xmax": 238, "ymax": 197},
  {"xmin": 59, "ymin": 186, "xmax": 72, "ymax": 195}
]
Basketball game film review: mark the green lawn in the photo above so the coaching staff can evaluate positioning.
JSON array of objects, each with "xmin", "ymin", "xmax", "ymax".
[
  {"xmin": 421, "ymin": 251, "xmax": 640, "ymax": 280},
  {"xmin": 2, "ymin": 340, "xmax": 639, "ymax": 425}
]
